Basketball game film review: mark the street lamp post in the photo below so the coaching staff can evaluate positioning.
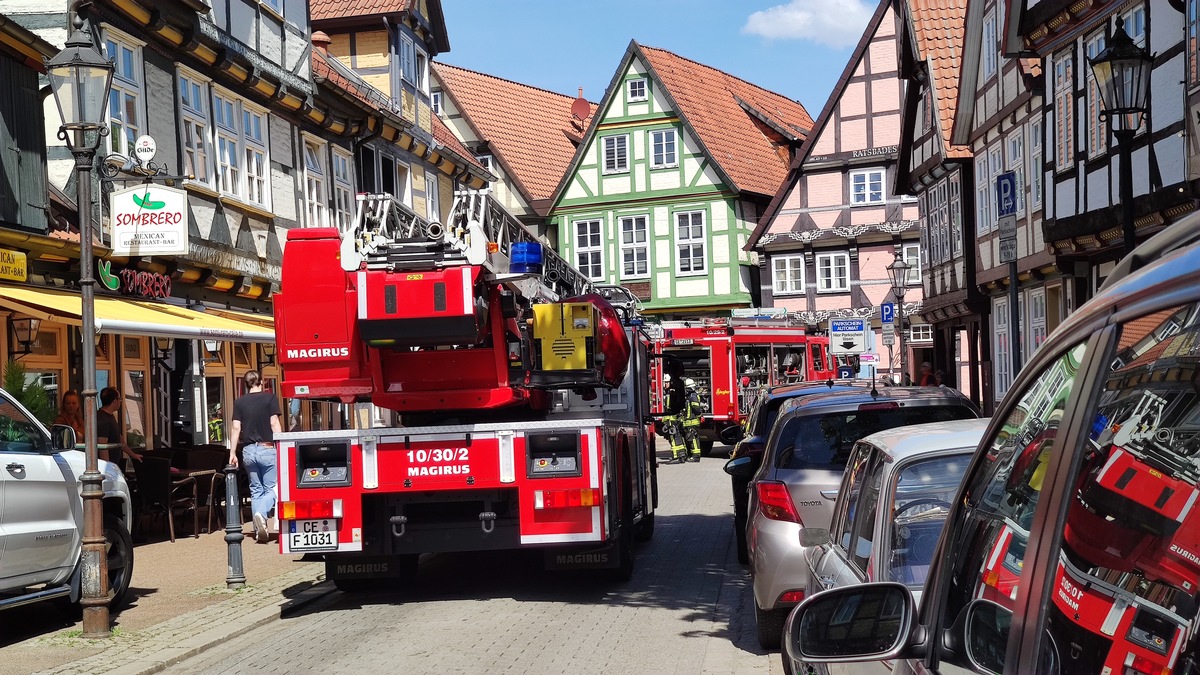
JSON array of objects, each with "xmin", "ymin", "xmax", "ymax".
[
  {"xmin": 886, "ymin": 254, "xmax": 911, "ymax": 386},
  {"xmin": 45, "ymin": 6, "xmax": 115, "ymax": 638},
  {"xmin": 1089, "ymin": 16, "xmax": 1153, "ymax": 256}
]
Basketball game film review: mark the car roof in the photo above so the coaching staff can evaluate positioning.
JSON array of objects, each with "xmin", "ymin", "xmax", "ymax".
[
  {"xmin": 759, "ymin": 380, "xmax": 873, "ymax": 401},
  {"xmin": 859, "ymin": 417, "xmax": 991, "ymax": 463},
  {"xmin": 776, "ymin": 386, "xmax": 976, "ymax": 416}
]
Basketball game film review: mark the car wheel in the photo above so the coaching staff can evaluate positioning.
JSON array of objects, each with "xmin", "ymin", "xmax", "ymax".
[
  {"xmin": 755, "ymin": 601, "xmax": 787, "ymax": 650},
  {"xmin": 105, "ymin": 515, "xmax": 135, "ymax": 610}
]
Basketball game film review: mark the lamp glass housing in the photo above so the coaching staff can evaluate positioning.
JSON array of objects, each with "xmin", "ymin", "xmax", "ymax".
[
  {"xmin": 887, "ymin": 256, "xmax": 911, "ymax": 299},
  {"xmin": 11, "ymin": 317, "xmax": 41, "ymax": 347},
  {"xmin": 44, "ymin": 26, "xmax": 115, "ymax": 141},
  {"xmin": 1088, "ymin": 18, "xmax": 1153, "ymax": 132}
]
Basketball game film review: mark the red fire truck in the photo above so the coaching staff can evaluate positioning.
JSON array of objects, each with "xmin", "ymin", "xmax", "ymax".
[
  {"xmin": 271, "ymin": 191, "xmax": 657, "ymax": 589},
  {"xmin": 648, "ymin": 316, "xmax": 834, "ymax": 452}
]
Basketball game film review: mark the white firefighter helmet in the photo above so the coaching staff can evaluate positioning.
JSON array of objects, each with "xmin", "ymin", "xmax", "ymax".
[
  {"xmin": 663, "ymin": 373, "xmax": 671, "ymax": 383},
  {"xmin": 684, "ymin": 378, "xmax": 696, "ymax": 388}
]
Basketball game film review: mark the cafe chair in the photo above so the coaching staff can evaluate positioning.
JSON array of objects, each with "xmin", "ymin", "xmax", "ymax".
[{"xmin": 133, "ymin": 455, "xmax": 197, "ymax": 542}]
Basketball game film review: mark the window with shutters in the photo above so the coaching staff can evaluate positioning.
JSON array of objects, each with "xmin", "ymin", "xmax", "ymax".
[
  {"xmin": 0, "ymin": 59, "xmax": 48, "ymax": 230},
  {"xmin": 399, "ymin": 34, "xmax": 416, "ymax": 84},
  {"xmin": 603, "ymin": 135, "xmax": 629, "ymax": 174}
]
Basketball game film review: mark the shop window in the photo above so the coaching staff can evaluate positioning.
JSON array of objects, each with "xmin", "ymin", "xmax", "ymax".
[
  {"xmin": 123, "ymin": 369, "xmax": 147, "ymax": 452},
  {"xmin": 234, "ymin": 344, "xmax": 252, "ymax": 367},
  {"xmin": 206, "ymin": 376, "xmax": 226, "ymax": 443},
  {"xmin": 31, "ymin": 330, "xmax": 58, "ymax": 356}
]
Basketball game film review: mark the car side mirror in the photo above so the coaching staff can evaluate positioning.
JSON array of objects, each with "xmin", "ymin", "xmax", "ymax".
[
  {"xmin": 50, "ymin": 424, "xmax": 77, "ymax": 452},
  {"xmin": 787, "ymin": 582, "xmax": 915, "ymax": 664},
  {"xmin": 723, "ymin": 455, "xmax": 756, "ymax": 478},
  {"xmin": 799, "ymin": 527, "xmax": 830, "ymax": 547},
  {"xmin": 719, "ymin": 425, "xmax": 744, "ymax": 445}
]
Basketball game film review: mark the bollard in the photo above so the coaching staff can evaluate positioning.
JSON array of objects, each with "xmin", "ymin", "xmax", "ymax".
[{"xmin": 224, "ymin": 464, "xmax": 246, "ymax": 589}]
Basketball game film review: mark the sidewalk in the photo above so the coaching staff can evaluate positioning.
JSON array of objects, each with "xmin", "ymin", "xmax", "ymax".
[{"xmin": 2, "ymin": 525, "xmax": 331, "ymax": 675}]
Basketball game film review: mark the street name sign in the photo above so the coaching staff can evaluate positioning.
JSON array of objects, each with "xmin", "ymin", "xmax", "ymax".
[{"xmin": 830, "ymin": 318, "xmax": 867, "ymax": 355}]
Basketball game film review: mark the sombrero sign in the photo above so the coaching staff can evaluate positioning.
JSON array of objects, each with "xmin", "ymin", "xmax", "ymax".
[{"xmin": 109, "ymin": 183, "xmax": 189, "ymax": 256}]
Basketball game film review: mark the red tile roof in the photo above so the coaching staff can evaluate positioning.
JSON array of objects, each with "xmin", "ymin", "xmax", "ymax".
[
  {"xmin": 309, "ymin": 0, "xmax": 414, "ymax": 22},
  {"xmin": 433, "ymin": 62, "xmax": 595, "ymax": 206},
  {"xmin": 432, "ymin": 113, "xmax": 492, "ymax": 175},
  {"xmin": 637, "ymin": 43, "xmax": 813, "ymax": 197},
  {"xmin": 909, "ymin": 0, "xmax": 970, "ymax": 159}
]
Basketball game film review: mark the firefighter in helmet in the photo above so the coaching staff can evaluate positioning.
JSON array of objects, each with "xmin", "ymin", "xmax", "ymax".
[
  {"xmin": 662, "ymin": 372, "xmax": 688, "ymax": 464},
  {"xmin": 682, "ymin": 378, "xmax": 704, "ymax": 462}
]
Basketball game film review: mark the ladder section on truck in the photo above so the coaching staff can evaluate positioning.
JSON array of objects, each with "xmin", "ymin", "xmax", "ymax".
[{"xmin": 342, "ymin": 189, "xmax": 593, "ymax": 302}]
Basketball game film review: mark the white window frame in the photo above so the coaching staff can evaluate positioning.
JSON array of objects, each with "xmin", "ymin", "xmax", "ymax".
[
  {"xmin": 242, "ymin": 103, "xmax": 269, "ymax": 208},
  {"xmin": 177, "ymin": 67, "xmax": 211, "ymax": 186},
  {"xmin": 475, "ymin": 154, "xmax": 493, "ymax": 173},
  {"xmin": 976, "ymin": 156, "xmax": 991, "ymax": 235},
  {"xmin": 431, "ymin": 91, "xmax": 443, "ymax": 116},
  {"xmin": 303, "ymin": 136, "xmax": 328, "ymax": 228},
  {"xmin": 1084, "ymin": 31, "xmax": 1107, "ymax": 158},
  {"xmin": 1007, "ymin": 133, "xmax": 1025, "ymax": 216},
  {"xmin": 675, "ymin": 211, "xmax": 707, "ymax": 276},
  {"xmin": 815, "ymin": 252, "xmax": 850, "ymax": 292},
  {"xmin": 574, "ymin": 219, "xmax": 604, "ymax": 281},
  {"xmin": 628, "ymin": 78, "xmax": 647, "ymax": 102},
  {"xmin": 1053, "ymin": 51, "xmax": 1074, "ymax": 174},
  {"xmin": 949, "ymin": 171, "xmax": 963, "ymax": 256},
  {"xmin": 618, "ymin": 215, "xmax": 650, "ymax": 280},
  {"xmin": 1030, "ymin": 119, "xmax": 1044, "ymax": 208},
  {"xmin": 603, "ymin": 135, "xmax": 629, "ymax": 174},
  {"xmin": 102, "ymin": 28, "xmax": 146, "ymax": 159},
  {"xmin": 903, "ymin": 243, "xmax": 921, "ymax": 284},
  {"xmin": 1027, "ymin": 287, "xmax": 1047, "ymax": 356},
  {"xmin": 982, "ymin": 11, "xmax": 998, "ymax": 79},
  {"xmin": 415, "ymin": 48, "xmax": 428, "ymax": 94},
  {"xmin": 993, "ymin": 296, "xmax": 1012, "ymax": 399},
  {"xmin": 426, "ymin": 172, "xmax": 440, "ymax": 222},
  {"xmin": 988, "ymin": 146, "xmax": 1003, "ymax": 232},
  {"xmin": 772, "ymin": 254, "xmax": 806, "ymax": 295},
  {"xmin": 332, "ymin": 146, "xmax": 354, "ymax": 232},
  {"xmin": 910, "ymin": 324, "xmax": 933, "ymax": 342},
  {"xmin": 850, "ymin": 169, "xmax": 885, "ymax": 205},
  {"xmin": 1121, "ymin": 5, "xmax": 1147, "ymax": 47},
  {"xmin": 650, "ymin": 129, "xmax": 677, "ymax": 168},
  {"xmin": 210, "ymin": 87, "xmax": 271, "ymax": 208}
]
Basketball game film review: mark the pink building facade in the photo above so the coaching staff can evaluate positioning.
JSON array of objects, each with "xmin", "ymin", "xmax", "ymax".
[{"xmin": 749, "ymin": 0, "xmax": 925, "ymax": 383}]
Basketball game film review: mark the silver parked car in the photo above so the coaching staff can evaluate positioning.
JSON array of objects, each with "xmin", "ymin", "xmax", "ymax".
[
  {"xmin": 782, "ymin": 418, "xmax": 988, "ymax": 675},
  {"xmin": 728, "ymin": 386, "xmax": 979, "ymax": 649}
]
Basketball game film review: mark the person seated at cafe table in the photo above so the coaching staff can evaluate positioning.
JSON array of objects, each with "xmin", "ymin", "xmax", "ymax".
[{"xmin": 97, "ymin": 386, "xmax": 143, "ymax": 466}]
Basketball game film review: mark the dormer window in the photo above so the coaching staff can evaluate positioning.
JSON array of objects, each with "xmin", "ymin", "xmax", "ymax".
[{"xmin": 628, "ymin": 79, "xmax": 647, "ymax": 102}]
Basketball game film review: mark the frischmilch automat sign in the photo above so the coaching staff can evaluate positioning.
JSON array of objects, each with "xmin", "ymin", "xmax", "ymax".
[{"xmin": 108, "ymin": 184, "xmax": 189, "ymax": 256}]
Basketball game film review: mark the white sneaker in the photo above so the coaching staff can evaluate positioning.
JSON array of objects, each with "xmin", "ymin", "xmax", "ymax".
[{"xmin": 253, "ymin": 513, "xmax": 269, "ymax": 543}]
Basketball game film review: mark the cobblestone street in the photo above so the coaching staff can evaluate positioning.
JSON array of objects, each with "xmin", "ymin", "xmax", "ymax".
[{"xmin": 169, "ymin": 453, "xmax": 781, "ymax": 674}]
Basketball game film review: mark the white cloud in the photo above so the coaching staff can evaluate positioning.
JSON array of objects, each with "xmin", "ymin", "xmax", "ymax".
[{"xmin": 742, "ymin": 0, "xmax": 876, "ymax": 49}]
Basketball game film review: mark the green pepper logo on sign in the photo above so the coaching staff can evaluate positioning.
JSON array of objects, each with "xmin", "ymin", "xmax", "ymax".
[{"xmin": 130, "ymin": 191, "xmax": 166, "ymax": 210}]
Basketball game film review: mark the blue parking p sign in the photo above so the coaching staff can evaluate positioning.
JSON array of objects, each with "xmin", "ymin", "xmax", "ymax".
[
  {"xmin": 996, "ymin": 172, "xmax": 1017, "ymax": 218},
  {"xmin": 881, "ymin": 303, "xmax": 895, "ymax": 324}
]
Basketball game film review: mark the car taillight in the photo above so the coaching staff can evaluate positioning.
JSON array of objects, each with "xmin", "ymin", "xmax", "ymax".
[
  {"xmin": 756, "ymin": 481, "xmax": 802, "ymax": 523},
  {"xmin": 280, "ymin": 499, "xmax": 342, "ymax": 519},
  {"xmin": 535, "ymin": 488, "xmax": 601, "ymax": 509},
  {"xmin": 778, "ymin": 590, "xmax": 806, "ymax": 604}
]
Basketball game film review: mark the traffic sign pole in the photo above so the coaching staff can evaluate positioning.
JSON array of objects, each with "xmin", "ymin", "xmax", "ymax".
[{"xmin": 997, "ymin": 172, "xmax": 1023, "ymax": 378}]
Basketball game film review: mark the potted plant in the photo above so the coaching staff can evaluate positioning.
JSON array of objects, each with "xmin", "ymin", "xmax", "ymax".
[{"xmin": 2, "ymin": 359, "xmax": 54, "ymax": 425}]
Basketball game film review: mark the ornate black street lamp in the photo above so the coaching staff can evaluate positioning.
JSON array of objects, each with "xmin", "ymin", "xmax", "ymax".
[
  {"xmin": 1089, "ymin": 16, "xmax": 1154, "ymax": 256},
  {"xmin": 45, "ymin": 4, "xmax": 115, "ymax": 638},
  {"xmin": 886, "ymin": 254, "xmax": 911, "ymax": 385}
]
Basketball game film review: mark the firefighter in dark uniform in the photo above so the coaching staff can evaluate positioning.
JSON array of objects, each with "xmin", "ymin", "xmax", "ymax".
[
  {"xmin": 683, "ymin": 378, "xmax": 704, "ymax": 462},
  {"xmin": 662, "ymin": 373, "xmax": 688, "ymax": 464}
]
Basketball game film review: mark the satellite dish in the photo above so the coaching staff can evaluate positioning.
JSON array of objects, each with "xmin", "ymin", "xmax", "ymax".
[{"xmin": 571, "ymin": 91, "xmax": 590, "ymax": 121}]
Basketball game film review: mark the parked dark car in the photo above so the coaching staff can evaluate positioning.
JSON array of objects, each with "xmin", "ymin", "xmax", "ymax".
[
  {"xmin": 722, "ymin": 380, "xmax": 877, "ymax": 564},
  {"xmin": 785, "ymin": 219, "xmax": 1200, "ymax": 674},
  {"xmin": 731, "ymin": 386, "xmax": 980, "ymax": 649}
]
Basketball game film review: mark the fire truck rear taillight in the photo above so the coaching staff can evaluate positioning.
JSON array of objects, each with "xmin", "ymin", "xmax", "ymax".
[
  {"xmin": 534, "ymin": 488, "xmax": 601, "ymax": 509},
  {"xmin": 756, "ymin": 481, "xmax": 802, "ymax": 523},
  {"xmin": 281, "ymin": 499, "xmax": 343, "ymax": 520},
  {"xmin": 1124, "ymin": 655, "xmax": 1168, "ymax": 675}
]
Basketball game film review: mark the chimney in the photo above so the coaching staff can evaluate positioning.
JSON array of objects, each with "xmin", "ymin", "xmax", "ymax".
[{"xmin": 311, "ymin": 31, "xmax": 332, "ymax": 53}]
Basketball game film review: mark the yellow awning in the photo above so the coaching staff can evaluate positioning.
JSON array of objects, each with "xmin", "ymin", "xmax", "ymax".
[
  {"xmin": 207, "ymin": 306, "xmax": 274, "ymax": 329},
  {"xmin": 0, "ymin": 283, "xmax": 275, "ymax": 343}
]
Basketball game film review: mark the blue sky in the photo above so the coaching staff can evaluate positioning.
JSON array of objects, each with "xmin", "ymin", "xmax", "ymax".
[{"xmin": 439, "ymin": 0, "xmax": 879, "ymax": 116}]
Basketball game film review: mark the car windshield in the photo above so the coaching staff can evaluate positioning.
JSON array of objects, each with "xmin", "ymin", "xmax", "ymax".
[
  {"xmin": 888, "ymin": 452, "xmax": 971, "ymax": 587},
  {"xmin": 774, "ymin": 404, "xmax": 977, "ymax": 471}
]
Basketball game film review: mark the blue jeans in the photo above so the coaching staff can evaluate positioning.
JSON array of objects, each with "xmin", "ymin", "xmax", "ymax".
[{"xmin": 243, "ymin": 443, "xmax": 277, "ymax": 519}]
